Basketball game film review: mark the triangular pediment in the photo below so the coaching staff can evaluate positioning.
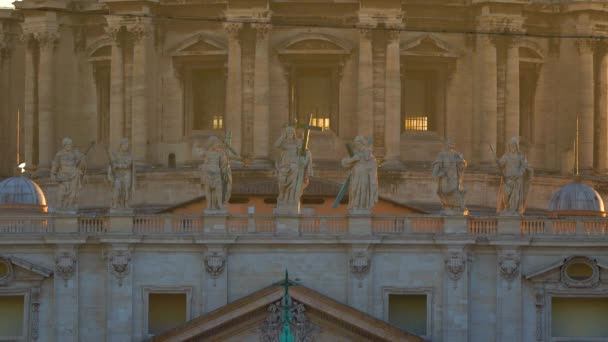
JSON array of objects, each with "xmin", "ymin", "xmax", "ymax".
[
  {"xmin": 0, "ymin": 255, "xmax": 53, "ymax": 285},
  {"xmin": 287, "ymin": 39, "xmax": 343, "ymax": 51},
  {"xmin": 146, "ymin": 285, "xmax": 424, "ymax": 342},
  {"xmin": 525, "ymin": 256, "xmax": 608, "ymax": 288},
  {"xmin": 277, "ymin": 34, "xmax": 352, "ymax": 56},
  {"xmin": 180, "ymin": 41, "xmax": 222, "ymax": 54},
  {"xmin": 171, "ymin": 34, "xmax": 227, "ymax": 57},
  {"xmin": 402, "ymin": 35, "xmax": 459, "ymax": 58}
]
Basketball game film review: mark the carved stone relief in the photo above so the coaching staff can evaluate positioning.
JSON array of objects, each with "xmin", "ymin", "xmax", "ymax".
[
  {"xmin": 349, "ymin": 246, "xmax": 371, "ymax": 288},
  {"xmin": 259, "ymin": 299, "xmax": 320, "ymax": 342},
  {"xmin": 444, "ymin": 250, "xmax": 466, "ymax": 287},
  {"xmin": 104, "ymin": 247, "xmax": 132, "ymax": 286},
  {"xmin": 30, "ymin": 287, "xmax": 41, "ymax": 340},
  {"xmin": 55, "ymin": 250, "xmax": 77, "ymax": 287},
  {"xmin": 498, "ymin": 249, "xmax": 520, "ymax": 289},
  {"xmin": 204, "ymin": 248, "xmax": 226, "ymax": 287},
  {"xmin": 560, "ymin": 256, "xmax": 600, "ymax": 289},
  {"xmin": 0, "ymin": 257, "xmax": 14, "ymax": 285},
  {"xmin": 534, "ymin": 287, "xmax": 544, "ymax": 342}
]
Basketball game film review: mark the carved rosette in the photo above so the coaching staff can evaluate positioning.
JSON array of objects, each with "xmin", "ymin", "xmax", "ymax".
[
  {"xmin": 223, "ymin": 22, "xmax": 243, "ymax": 41},
  {"xmin": 259, "ymin": 299, "xmax": 320, "ymax": 342},
  {"xmin": 498, "ymin": 250, "xmax": 520, "ymax": 288},
  {"xmin": 105, "ymin": 249, "xmax": 132, "ymax": 286},
  {"xmin": 445, "ymin": 251, "xmax": 466, "ymax": 285},
  {"xmin": 55, "ymin": 251, "xmax": 77, "ymax": 287},
  {"xmin": 252, "ymin": 23, "xmax": 272, "ymax": 41}
]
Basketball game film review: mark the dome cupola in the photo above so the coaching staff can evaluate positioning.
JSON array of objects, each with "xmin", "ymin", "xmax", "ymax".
[
  {"xmin": 548, "ymin": 182, "xmax": 605, "ymax": 217},
  {"xmin": 0, "ymin": 177, "xmax": 47, "ymax": 213}
]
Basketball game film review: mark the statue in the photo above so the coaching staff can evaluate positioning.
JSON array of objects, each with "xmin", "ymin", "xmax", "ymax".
[
  {"xmin": 340, "ymin": 136, "xmax": 378, "ymax": 214},
  {"xmin": 432, "ymin": 140, "xmax": 468, "ymax": 215},
  {"xmin": 198, "ymin": 136, "xmax": 232, "ymax": 213},
  {"xmin": 274, "ymin": 124, "xmax": 313, "ymax": 214},
  {"xmin": 107, "ymin": 138, "xmax": 135, "ymax": 212},
  {"xmin": 51, "ymin": 137, "xmax": 92, "ymax": 212},
  {"xmin": 496, "ymin": 137, "xmax": 533, "ymax": 216}
]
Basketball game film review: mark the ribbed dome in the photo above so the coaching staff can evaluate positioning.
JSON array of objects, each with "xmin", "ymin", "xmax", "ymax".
[
  {"xmin": 548, "ymin": 182, "xmax": 605, "ymax": 217},
  {"xmin": 0, "ymin": 177, "xmax": 47, "ymax": 213}
]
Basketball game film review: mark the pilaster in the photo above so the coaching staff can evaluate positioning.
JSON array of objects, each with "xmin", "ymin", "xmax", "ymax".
[
  {"xmin": 505, "ymin": 37, "xmax": 521, "ymax": 145},
  {"xmin": 496, "ymin": 247, "xmax": 522, "ymax": 342},
  {"xmin": 104, "ymin": 244, "xmax": 133, "ymax": 342},
  {"xmin": 224, "ymin": 22, "xmax": 243, "ymax": 156},
  {"xmin": 476, "ymin": 34, "xmax": 498, "ymax": 166},
  {"xmin": 442, "ymin": 245, "xmax": 468, "ymax": 342},
  {"xmin": 575, "ymin": 38, "xmax": 596, "ymax": 172},
  {"xmin": 105, "ymin": 19, "xmax": 126, "ymax": 151},
  {"xmin": 54, "ymin": 245, "xmax": 79, "ymax": 342},
  {"xmin": 252, "ymin": 23, "xmax": 272, "ymax": 164},
  {"xmin": 597, "ymin": 42, "xmax": 608, "ymax": 173}
]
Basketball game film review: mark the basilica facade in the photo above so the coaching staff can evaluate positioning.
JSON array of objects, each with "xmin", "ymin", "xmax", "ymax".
[{"xmin": 2, "ymin": 0, "xmax": 608, "ymax": 342}]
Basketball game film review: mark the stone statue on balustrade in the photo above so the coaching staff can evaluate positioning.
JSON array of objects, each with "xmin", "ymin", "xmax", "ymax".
[
  {"xmin": 51, "ymin": 137, "xmax": 94, "ymax": 213},
  {"xmin": 496, "ymin": 137, "xmax": 533, "ymax": 216},
  {"xmin": 107, "ymin": 138, "xmax": 135, "ymax": 213},
  {"xmin": 274, "ymin": 124, "xmax": 313, "ymax": 214},
  {"xmin": 340, "ymin": 136, "xmax": 378, "ymax": 215},
  {"xmin": 198, "ymin": 136, "xmax": 232, "ymax": 214},
  {"xmin": 432, "ymin": 140, "xmax": 468, "ymax": 216}
]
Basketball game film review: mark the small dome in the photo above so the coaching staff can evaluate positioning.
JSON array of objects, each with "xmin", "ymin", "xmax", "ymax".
[
  {"xmin": 548, "ymin": 182, "xmax": 605, "ymax": 217},
  {"xmin": 0, "ymin": 177, "xmax": 47, "ymax": 213}
]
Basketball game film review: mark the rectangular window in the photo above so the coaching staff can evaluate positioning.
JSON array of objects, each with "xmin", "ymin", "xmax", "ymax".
[
  {"xmin": 388, "ymin": 294, "xmax": 427, "ymax": 336},
  {"xmin": 552, "ymin": 297, "xmax": 608, "ymax": 338},
  {"xmin": 0, "ymin": 295, "xmax": 24, "ymax": 338},
  {"xmin": 191, "ymin": 68, "xmax": 226, "ymax": 131},
  {"xmin": 293, "ymin": 67, "xmax": 337, "ymax": 131},
  {"xmin": 402, "ymin": 70, "xmax": 437, "ymax": 132},
  {"xmin": 148, "ymin": 293, "xmax": 187, "ymax": 335}
]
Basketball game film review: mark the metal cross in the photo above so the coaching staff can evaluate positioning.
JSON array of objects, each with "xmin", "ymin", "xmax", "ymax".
[{"xmin": 295, "ymin": 113, "xmax": 324, "ymax": 157}]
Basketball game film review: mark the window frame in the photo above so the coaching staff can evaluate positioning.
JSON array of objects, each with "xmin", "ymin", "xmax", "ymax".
[
  {"xmin": 183, "ymin": 62, "xmax": 227, "ymax": 136},
  {"xmin": 382, "ymin": 287, "xmax": 433, "ymax": 339},
  {"xmin": 548, "ymin": 292, "xmax": 608, "ymax": 342},
  {"xmin": 0, "ymin": 290, "xmax": 30, "ymax": 341},
  {"xmin": 142, "ymin": 286, "xmax": 193, "ymax": 338}
]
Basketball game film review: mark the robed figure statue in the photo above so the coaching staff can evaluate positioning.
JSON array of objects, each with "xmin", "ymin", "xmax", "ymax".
[
  {"xmin": 274, "ymin": 125, "xmax": 313, "ymax": 212},
  {"xmin": 51, "ymin": 137, "xmax": 89, "ymax": 212},
  {"xmin": 432, "ymin": 140, "xmax": 468, "ymax": 215},
  {"xmin": 199, "ymin": 136, "xmax": 232, "ymax": 213},
  {"xmin": 107, "ymin": 138, "xmax": 135, "ymax": 212},
  {"xmin": 496, "ymin": 137, "xmax": 533, "ymax": 216},
  {"xmin": 341, "ymin": 136, "xmax": 378, "ymax": 214}
]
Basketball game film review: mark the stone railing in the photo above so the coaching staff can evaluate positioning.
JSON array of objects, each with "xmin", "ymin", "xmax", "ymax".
[{"xmin": 0, "ymin": 214, "xmax": 607, "ymax": 237}]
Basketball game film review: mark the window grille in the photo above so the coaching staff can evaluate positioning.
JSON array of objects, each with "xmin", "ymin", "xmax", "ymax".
[{"xmin": 404, "ymin": 115, "xmax": 429, "ymax": 131}]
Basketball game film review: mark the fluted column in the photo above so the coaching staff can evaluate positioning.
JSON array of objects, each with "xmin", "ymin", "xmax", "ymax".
[
  {"xmin": 22, "ymin": 34, "xmax": 35, "ymax": 167},
  {"xmin": 504, "ymin": 38, "xmax": 520, "ymax": 144},
  {"xmin": 598, "ymin": 45, "xmax": 608, "ymax": 172},
  {"xmin": 35, "ymin": 31, "xmax": 59, "ymax": 168},
  {"xmin": 127, "ymin": 20, "xmax": 153, "ymax": 163},
  {"xmin": 384, "ymin": 29, "xmax": 402, "ymax": 166},
  {"xmin": 252, "ymin": 23, "xmax": 271, "ymax": 163},
  {"xmin": 357, "ymin": 28, "xmax": 373, "ymax": 137},
  {"xmin": 576, "ymin": 38, "xmax": 595, "ymax": 171},
  {"xmin": 477, "ymin": 35, "xmax": 498, "ymax": 165},
  {"xmin": 224, "ymin": 23, "xmax": 243, "ymax": 155},
  {"xmin": 105, "ymin": 24, "xmax": 125, "ymax": 151}
]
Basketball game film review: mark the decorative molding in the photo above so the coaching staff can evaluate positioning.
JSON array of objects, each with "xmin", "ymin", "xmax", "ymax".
[
  {"xmin": 259, "ymin": 299, "xmax": 320, "ymax": 342},
  {"xmin": 127, "ymin": 22, "xmax": 153, "ymax": 44},
  {"xmin": 498, "ymin": 249, "xmax": 520, "ymax": 289},
  {"xmin": 223, "ymin": 22, "xmax": 243, "ymax": 41},
  {"xmin": 575, "ymin": 37, "xmax": 598, "ymax": 55},
  {"xmin": 55, "ymin": 250, "xmax": 77, "ymax": 287},
  {"xmin": 0, "ymin": 257, "xmax": 14, "ymax": 285},
  {"xmin": 252, "ymin": 23, "xmax": 272, "ymax": 41},
  {"xmin": 204, "ymin": 247, "xmax": 226, "ymax": 286},
  {"xmin": 33, "ymin": 31, "xmax": 59, "ymax": 50},
  {"xmin": 350, "ymin": 245, "xmax": 371, "ymax": 288},
  {"xmin": 560, "ymin": 256, "xmax": 600, "ymax": 288},
  {"xmin": 359, "ymin": 28, "xmax": 372, "ymax": 41},
  {"xmin": 104, "ymin": 247, "xmax": 132, "ymax": 286},
  {"xmin": 387, "ymin": 29, "xmax": 400, "ymax": 43},
  {"xmin": 534, "ymin": 287, "xmax": 544, "ymax": 342},
  {"xmin": 30, "ymin": 287, "xmax": 40, "ymax": 340}
]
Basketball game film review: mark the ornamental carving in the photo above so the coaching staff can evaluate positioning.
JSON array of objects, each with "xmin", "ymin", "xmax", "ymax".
[
  {"xmin": 350, "ymin": 248, "xmax": 371, "ymax": 281},
  {"xmin": 259, "ymin": 299, "xmax": 320, "ymax": 342},
  {"xmin": 498, "ymin": 250, "xmax": 520, "ymax": 288},
  {"xmin": 0, "ymin": 257, "xmax": 14, "ymax": 285},
  {"xmin": 55, "ymin": 251, "xmax": 77, "ymax": 287},
  {"xmin": 105, "ymin": 249, "xmax": 132, "ymax": 286},
  {"xmin": 252, "ymin": 23, "xmax": 272, "ymax": 41},
  {"xmin": 30, "ymin": 287, "xmax": 41, "ymax": 340},
  {"xmin": 575, "ymin": 38, "xmax": 598, "ymax": 55},
  {"xmin": 560, "ymin": 256, "xmax": 600, "ymax": 289},
  {"xmin": 33, "ymin": 31, "xmax": 59, "ymax": 49},
  {"xmin": 534, "ymin": 288, "xmax": 544, "ymax": 342},
  {"xmin": 204, "ymin": 250, "xmax": 226, "ymax": 281},
  {"xmin": 445, "ymin": 251, "xmax": 466, "ymax": 285},
  {"xmin": 223, "ymin": 22, "xmax": 243, "ymax": 40},
  {"xmin": 127, "ymin": 24, "xmax": 153, "ymax": 43}
]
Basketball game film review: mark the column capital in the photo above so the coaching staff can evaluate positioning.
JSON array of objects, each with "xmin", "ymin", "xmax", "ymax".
[
  {"xmin": 252, "ymin": 23, "xmax": 272, "ymax": 41},
  {"xmin": 105, "ymin": 25, "xmax": 122, "ymax": 43},
  {"xmin": 386, "ymin": 28, "xmax": 401, "ymax": 43},
  {"xmin": 575, "ymin": 37, "xmax": 599, "ymax": 55},
  {"xmin": 504, "ymin": 35, "xmax": 522, "ymax": 49},
  {"xmin": 223, "ymin": 22, "xmax": 243, "ymax": 40},
  {"xmin": 358, "ymin": 28, "xmax": 373, "ymax": 41},
  {"xmin": 0, "ymin": 32, "xmax": 14, "ymax": 58},
  {"xmin": 126, "ymin": 22, "xmax": 153, "ymax": 44},
  {"xmin": 32, "ymin": 31, "xmax": 59, "ymax": 50}
]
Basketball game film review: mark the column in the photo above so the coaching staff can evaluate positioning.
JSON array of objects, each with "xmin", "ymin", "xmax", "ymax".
[
  {"xmin": 505, "ymin": 38, "xmax": 520, "ymax": 143},
  {"xmin": 597, "ymin": 46, "xmax": 608, "ymax": 172},
  {"xmin": 127, "ymin": 20, "xmax": 153, "ymax": 163},
  {"xmin": 577, "ymin": 38, "xmax": 595, "ymax": 171},
  {"xmin": 54, "ymin": 246, "xmax": 79, "ymax": 342},
  {"xmin": 252, "ymin": 23, "xmax": 271, "ymax": 164},
  {"xmin": 35, "ymin": 31, "xmax": 59, "ymax": 168},
  {"xmin": 477, "ymin": 35, "xmax": 498, "ymax": 165},
  {"xmin": 105, "ymin": 245, "xmax": 133, "ymax": 342},
  {"xmin": 357, "ymin": 29, "xmax": 373, "ymax": 137},
  {"xmin": 22, "ymin": 34, "xmax": 35, "ymax": 167},
  {"xmin": 384, "ymin": 29, "xmax": 402, "ymax": 167},
  {"xmin": 224, "ymin": 23, "xmax": 243, "ymax": 155},
  {"xmin": 496, "ymin": 247, "xmax": 522, "ymax": 342},
  {"xmin": 443, "ymin": 246, "xmax": 468, "ymax": 342},
  {"xmin": 105, "ymin": 24, "xmax": 125, "ymax": 150}
]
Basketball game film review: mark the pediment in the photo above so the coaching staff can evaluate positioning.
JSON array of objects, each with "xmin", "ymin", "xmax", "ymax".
[
  {"xmin": 147, "ymin": 284, "xmax": 424, "ymax": 342},
  {"xmin": 171, "ymin": 34, "xmax": 227, "ymax": 57},
  {"xmin": 525, "ymin": 256, "xmax": 608, "ymax": 288},
  {"xmin": 402, "ymin": 35, "xmax": 459, "ymax": 58},
  {"xmin": 0, "ymin": 255, "xmax": 53, "ymax": 285},
  {"xmin": 277, "ymin": 34, "xmax": 352, "ymax": 56}
]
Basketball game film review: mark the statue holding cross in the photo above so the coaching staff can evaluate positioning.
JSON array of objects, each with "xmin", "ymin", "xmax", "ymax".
[{"xmin": 274, "ymin": 114, "xmax": 322, "ymax": 214}]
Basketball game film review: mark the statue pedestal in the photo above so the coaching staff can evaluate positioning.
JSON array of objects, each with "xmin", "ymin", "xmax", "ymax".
[
  {"xmin": 497, "ymin": 217, "xmax": 522, "ymax": 235},
  {"xmin": 108, "ymin": 215, "xmax": 134, "ymax": 234},
  {"xmin": 203, "ymin": 214, "xmax": 228, "ymax": 233},
  {"xmin": 273, "ymin": 202, "xmax": 301, "ymax": 216},
  {"xmin": 440, "ymin": 209, "xmax": 469, "ymax": 217},
  {"xmin": 348, "ymin": 215, "xmax": 372, "ymax": 235},
  {"xmin": 275, "ymin": 216, "xmax": 299, "ymax": 235},
  {"xmin": 54, "ymin": 215, "xmax": 79, "ymax": 233},
  {"xmin": 109, "ymin": 208, "xmax": 134, "ymax": 215},
  {"xmin": 443, "ymin": 216, "xmax": 468, "ymax": 234}
]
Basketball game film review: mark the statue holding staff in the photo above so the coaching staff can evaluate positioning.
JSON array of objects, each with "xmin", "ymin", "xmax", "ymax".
[
  {"xmin": 51, "ymin": 137, "xmax": 93, "ymax": 212},
  {"xmin": 496, "ymin": 137, "xmax": 533, "ymax": 216},
  {"xmin": 432, "ymin": 140, "xmax": 468, "ymax": 215}
]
